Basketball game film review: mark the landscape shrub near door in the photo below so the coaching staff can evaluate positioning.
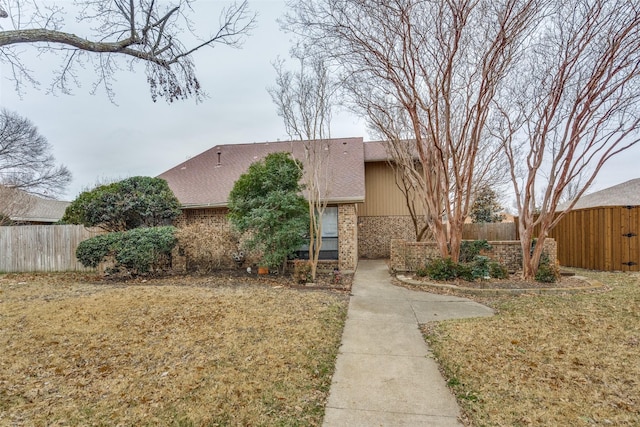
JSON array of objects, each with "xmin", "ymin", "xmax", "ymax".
[{"xmin": 76, "ymin": 226, "xmax": 177, "ymax": 274}]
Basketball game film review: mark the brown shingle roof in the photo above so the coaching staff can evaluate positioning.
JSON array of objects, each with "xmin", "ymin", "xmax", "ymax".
[
  {"xmin": 158, "ymin": 137, "xmax": 366, "ymax": 207},
  {"xmin": 9, "ymin": 193, "xmax": 70, "ymax": 223},
  {"xmin": 364, "ymin": 140, "xmax": 390, "ymax": 162},
  {"xmin": 560, "ymin": 178, "xmax": 640, "ymax": 210}
]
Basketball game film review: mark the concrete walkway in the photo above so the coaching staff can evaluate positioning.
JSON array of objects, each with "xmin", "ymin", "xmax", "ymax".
[{"xmin": 323, "ymin": 260, "xmax": 494, "ymax": 426}]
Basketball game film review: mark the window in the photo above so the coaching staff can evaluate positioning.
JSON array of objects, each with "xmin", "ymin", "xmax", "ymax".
[{"xmin": 297, "ymin": 206, "xmax": 339, "ymax": 260}]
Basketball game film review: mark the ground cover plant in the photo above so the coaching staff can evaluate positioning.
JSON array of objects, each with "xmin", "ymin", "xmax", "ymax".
[
  {"xmin": 422, "ymin": 270, "xmax": 640, "ymax": 426},
  {"xmin": 0, "ymin": 273, "xmax": 348, "ymax": 426}
]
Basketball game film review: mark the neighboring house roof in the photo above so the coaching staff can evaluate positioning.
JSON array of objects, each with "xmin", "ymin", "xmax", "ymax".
[
  {"xmin": 9, "ymin": 193, "xmax": 70, "ymax": 223},
  {"xmin": 158, "ymin": 137, "xmax": 368, "ymax": 208},
  {"xmin": 560, "ymin": 178, "xmax": 640, "ymax": 210}
]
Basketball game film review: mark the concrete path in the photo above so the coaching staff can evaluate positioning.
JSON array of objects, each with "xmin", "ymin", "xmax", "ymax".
[{"xmin": 323, "ymin": 259, "xmax": 494, "ymax": 426}]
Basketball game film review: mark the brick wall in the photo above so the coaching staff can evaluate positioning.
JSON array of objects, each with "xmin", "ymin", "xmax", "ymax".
[
  {"xmin": 358, "ymin": 215, "xmax": 428, "ymax": 259},
  {"xmin": 390, "ymin": 238, "xmax": 557, "ymax": 273},
  {"xmin": 338, "ymin": 204, "xmax": 358, "ymax": 272}
]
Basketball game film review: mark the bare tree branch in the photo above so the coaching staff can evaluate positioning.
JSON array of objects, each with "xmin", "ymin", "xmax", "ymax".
[
  {"xmin": 498, "ymin": 0, "xmax": 640, "ymax": 278},
  {"xmin": 0, "ymin": 109, "xmax": 71, "ymax": 197},
  {"xmin": 0, "ymin": 0, "xmax": 256, "ymax": 102},
  {"xmin": 268, "ymin": 52, "xmax": 335, "ymax": 280}
]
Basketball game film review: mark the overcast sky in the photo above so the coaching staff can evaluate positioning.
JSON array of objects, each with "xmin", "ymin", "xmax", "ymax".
[{"xmin": 1, "ymin": 0, "xmax": 638, "ymax": 202}]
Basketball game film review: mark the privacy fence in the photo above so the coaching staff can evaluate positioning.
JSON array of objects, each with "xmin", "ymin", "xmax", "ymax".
[
  {"xmin": 0, "ymin": 225, "xmax": 103, "ymax": 273},
  {"xmin": 538, "ymin": 206, "xmax": 640, "ymax": 272}
]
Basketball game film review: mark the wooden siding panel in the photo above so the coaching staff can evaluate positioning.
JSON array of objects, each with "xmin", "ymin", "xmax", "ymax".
[{"xmin": 358, "ymin": 162, "xmax": 415, "ymax": 217}]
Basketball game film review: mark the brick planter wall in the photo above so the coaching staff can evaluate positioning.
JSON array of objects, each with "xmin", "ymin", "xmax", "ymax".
[{"xmin": 390, "ymin": 239, "xmax": 557, "ymax": 273}]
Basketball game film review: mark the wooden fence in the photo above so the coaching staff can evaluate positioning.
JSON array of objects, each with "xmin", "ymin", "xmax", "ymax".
[
  {"xmin": 0, "ymin": 225, "xmax": 103, "ymax": 273},
  {"xmin": 462, "ymin": 222, "xmax": 517, "ymax": 241},
  {"xmin": 540, "ymin": 206, "xmax": 640, "ymax": 272}
]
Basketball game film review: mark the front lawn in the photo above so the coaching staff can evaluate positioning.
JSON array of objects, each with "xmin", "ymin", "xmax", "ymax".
[
  {"xmin": 0, "ymin": 273, "xmax": 347, "ymax": 426},
  {"xmin": 423, "ymin": 270, "xmax": 640, "ymax": 426}
]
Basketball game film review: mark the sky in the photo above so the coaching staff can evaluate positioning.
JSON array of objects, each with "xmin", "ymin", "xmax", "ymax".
[
  {"xmin": 1, "ymin": 0, "xmax": 638, "ymax": 202},
  {"xmin": 0, "ymin": 0, "xmax": 367, "ymax": 200}
]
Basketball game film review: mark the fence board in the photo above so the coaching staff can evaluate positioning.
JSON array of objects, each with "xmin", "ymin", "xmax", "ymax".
[
  {"xmin": 462, "ymin": 222, "xmax": 516, "ymax": 241},
  {"xmin": 0, "ymin": 225, "xmax": 103, "ymax": 273},
  {"xmin": 535, "ymin": 206, "xmax": 640, "ymax": 271}
]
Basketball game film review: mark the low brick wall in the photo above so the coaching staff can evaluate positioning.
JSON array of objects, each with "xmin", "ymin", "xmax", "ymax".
[{"xmin": 390, "ymin": 239, "xmax": 557, "ymax": 273}]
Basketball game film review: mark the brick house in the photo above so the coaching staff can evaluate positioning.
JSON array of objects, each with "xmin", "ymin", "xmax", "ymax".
[{"xmin": 158, "ymin": 137, "xmax": 417, "ymax": 272}]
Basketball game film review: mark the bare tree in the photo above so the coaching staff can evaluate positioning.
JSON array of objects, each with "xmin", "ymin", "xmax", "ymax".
[
  {"xmin": 268, "ymin": 53, "xmax": 333, "ymax": 281},
  {"xmin": 0, "ymin": 109, "xmax": 71, "ymax": 198},
  {"xmin": 0, "ymin": 0, "xmax": 256, "ymax": 102},
  {"xmin": 285, "ymin": 0, "xmax": 545, "ymax": 261},
  {"xmin": 0, "ymin": 185, "xmax": 34, "ymax": 225},
  {"xmin": 497, "ymin": 0, "xmax": 640, "ymax": 279}
]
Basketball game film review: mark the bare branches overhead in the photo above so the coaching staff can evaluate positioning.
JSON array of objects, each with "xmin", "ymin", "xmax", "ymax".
[
  {"xmin": 0, "ymin": 0, "xmax": 256, "ymax": 102},
  {"xmin": 0, "ymin": 109, "xmax": 71, "ymax": 197}
]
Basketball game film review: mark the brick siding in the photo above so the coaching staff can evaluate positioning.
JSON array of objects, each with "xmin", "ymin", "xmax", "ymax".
[
  {"xmin": 358, "ymin": 215, "xmax": 428, "ymax": 258},
  {"xmin": 338, "ymin": 204, "xmax": 358, "ymax": 272}
]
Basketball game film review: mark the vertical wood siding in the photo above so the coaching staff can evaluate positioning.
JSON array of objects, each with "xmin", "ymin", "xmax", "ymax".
[
  {"xmin": 358, "ymin": 162, "xmax": 415, "ymax": 216},
  {"xmin": 524, "ymin": 206, "xmax": 640, "ymax": 271},
  {"xmin": 0, "ymin": 225, "xmax": 104, "ymax": 272}
]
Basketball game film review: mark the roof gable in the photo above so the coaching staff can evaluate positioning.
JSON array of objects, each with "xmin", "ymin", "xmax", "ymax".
[
  {"xmin": 561, "ymin": 178, "xmax": 640, "ymax": 210},
  {"xmin": 158, "ymin": 137, "xmax": 366, "ymax": 207}
]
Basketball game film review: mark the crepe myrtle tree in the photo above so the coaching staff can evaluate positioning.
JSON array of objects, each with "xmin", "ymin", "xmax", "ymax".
[
  {"xmin": 284, "ymin": 0, "xmax": 544, "ymax": 262},
  {"xmin": 227, "ymin": 152, "xmax": 309, "ymax": 273},
  {"xmin": 268, "ymin": 52, "xmax": 335, "ymax": 281},
  {"xmin": 0, "ymin": 0, "xmax": 256, "ymax": 102}
]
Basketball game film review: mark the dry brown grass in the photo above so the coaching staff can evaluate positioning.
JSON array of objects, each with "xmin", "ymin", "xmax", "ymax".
[
  {"xmin": 423, "ymin": 270, "xmax": 640, "ymax": 426},
  {"xmin": 0, "ymin": 273, "xmax": 347, "ymax": 426}
]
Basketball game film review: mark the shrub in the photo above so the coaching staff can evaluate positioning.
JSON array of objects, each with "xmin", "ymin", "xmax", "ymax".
[
  {"xmin": 76, "ymin": 232, "xmax": 122, "ymax": 268},
  {"xmin": 471, "ymin": 256, "xmax": 490, "ymax": 280},
  {"xmin": 489, "ymin": 261, "xmax": 509, "ymax": 279},
  {"xmin": 424, "ymin": 257, "xmax": 459, "ymax": 281},
  {"xmin": 76, "ymin": 226, "xmax": 177, "ymax": 274},
  {"xmin": 535, "ymin": 253, "xmax": 560, "ymax": 283},
  {"xmin": 175, "ymin": 223, "xmax": 242, "ymax": 273},
  {"xmin": 115, "ymin": 227, "xmax": 177, "ymax": 273},
  {"xmin": 459, "ymin": 240, "xmax": 492, "ymax": 263}
]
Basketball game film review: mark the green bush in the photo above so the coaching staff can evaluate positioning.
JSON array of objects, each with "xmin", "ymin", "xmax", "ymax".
[
  {"xmin": 76, "ymin": 226, "xmax": 177, "ymax": 274},
  {"xmin": 76, "ymin": 232, "xmax": 122, "ymax": 268},
  {"xmin": 421, "ymin": 255, "xmax": 508, "ymax": 282},
  {"xmin": 424, "ymin": 257, "xmax": 459, "ymax": 280},
  {"xmin": 471, "ymin": 256, "xmax": 490, "ymax": 280},
  {"xmin": 489, "ymin": 261, "xmax": 509, "ymax": 279},
  {"xmin": 535, "ymin": 253, "xmax": 560, "ymax": 283},
  {"xmin": 459, "ymin": 240, "xmax": 492, "ymax": 263}
]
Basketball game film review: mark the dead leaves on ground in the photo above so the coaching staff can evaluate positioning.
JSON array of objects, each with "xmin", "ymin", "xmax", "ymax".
[
  {"xmin": 423, "ymin": 270, "xmax": 640, "ymax": 426},
  {"xmin": 0, "ymin": 274, "xmax": 347, "ymax": 426}
]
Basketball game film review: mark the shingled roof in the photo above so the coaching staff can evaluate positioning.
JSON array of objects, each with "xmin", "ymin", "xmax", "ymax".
[
  {"xmin": 561, "ymin": 178, "xmax": 640, "ymax": 210},
  {"xmin": 158, "ymin": 137, "xmax": 368, "ymax": 208},
  {"xmin": 9, "ymin": 193, "xmax": 70, "ymax": 223}
]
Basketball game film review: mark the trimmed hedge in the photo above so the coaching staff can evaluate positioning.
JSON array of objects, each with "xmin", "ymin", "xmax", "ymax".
[{"xmin": 76, "ymin": 226, "xmax": 177, "ymax": 274}]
